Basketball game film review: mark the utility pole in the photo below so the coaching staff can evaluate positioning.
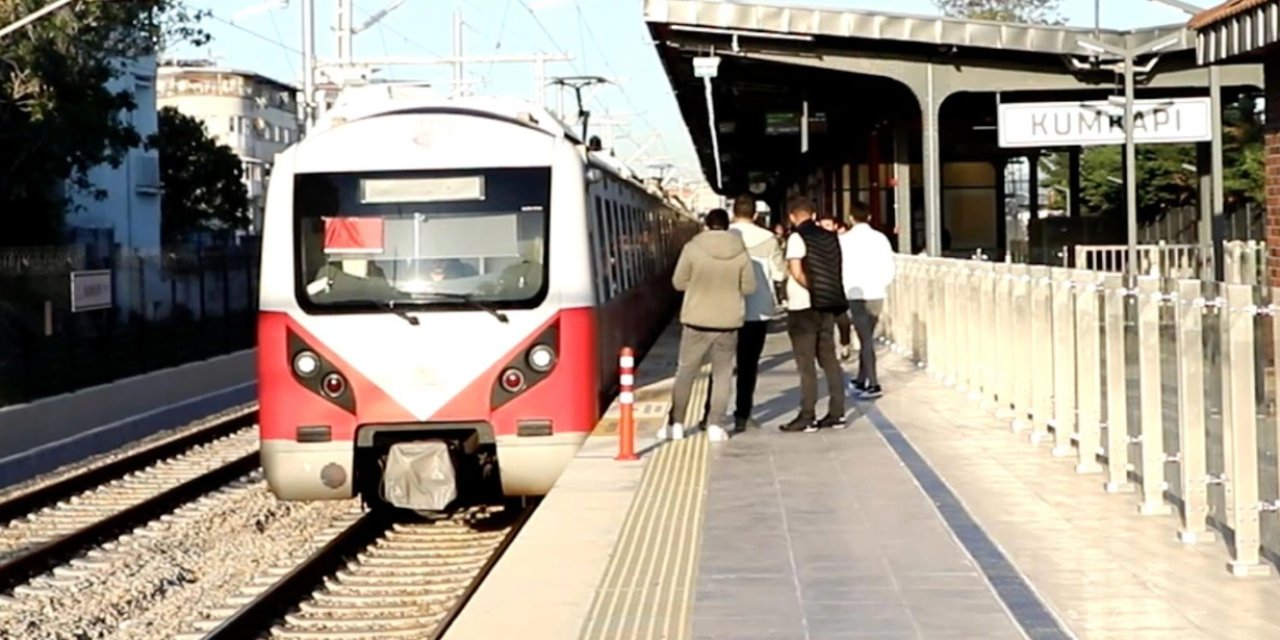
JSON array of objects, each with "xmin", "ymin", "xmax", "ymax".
[
  {"xmin": 1075, "ymin": 33, "xmax": 1181, "ymax": 276},
  {"xmin": 452, "ymin": 8, "xmax": 464, "ymax": 95},
  {"xmin": 302, "ymin": 0, "xmax": 316, "ymax": 130},
  {"xmin": 336, "ymin": 0, "xmax": 353, "ymax": 63},
  {"xmin": 314, "ymin": 4, "xmax": 572, "ymax": 105}
]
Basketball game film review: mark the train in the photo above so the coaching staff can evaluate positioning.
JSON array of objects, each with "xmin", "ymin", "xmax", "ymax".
[{"xmin": 256, "ymin": 84, "xmax": 701, "ymax": 512}]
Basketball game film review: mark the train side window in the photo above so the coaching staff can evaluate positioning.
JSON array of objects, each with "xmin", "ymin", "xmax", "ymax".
[
  {"xmin": 650, "ymin": 208, "xmax": 660, "ymax": 276},
  {"xmin": 623, "ymin": 204, "xmax": 637, "ymax": 287},
  {"xmin": 592, "ymin": 195, "xmax": 610, "ymax": 303},
  {"xmin": 620, "ymin": 202, "xmax": 635, "ymax": 291},
  {"xmin": 606, "ymin": 198, "xmax": 621, "ymax": 296}
]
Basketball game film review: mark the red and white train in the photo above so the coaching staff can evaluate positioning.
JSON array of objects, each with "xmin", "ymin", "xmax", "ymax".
[{"xmin": 257, "ymin": 85, "xmax": 699, "ymax": 510}]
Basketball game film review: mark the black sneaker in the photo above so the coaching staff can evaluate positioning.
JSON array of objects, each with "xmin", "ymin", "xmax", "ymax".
[
  {"xmin": 733, "ymin": 416, "xmax": 754, "ymax": 432},
  {"xmin": 849, "ymin": 379, "xmax": 868, "ymax": 393},
  {"xmin": 780, "ymin": 416, "xmax": 815, "ymax": 433},
  {"xmin": 859, "ymin": 385, "xmax": 884, "ymax": 399},
  {"xmin": 816, "ymin": 414, "xmax": 847, "ymax": 429}
]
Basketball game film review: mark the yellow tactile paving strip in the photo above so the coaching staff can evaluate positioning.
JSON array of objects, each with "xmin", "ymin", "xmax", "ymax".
[{"xmin": 579, "ymin": 366, "xmax": 711, "ymax": 640}]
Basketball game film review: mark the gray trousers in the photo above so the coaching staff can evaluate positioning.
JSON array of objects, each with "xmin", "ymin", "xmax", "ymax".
[
  {"xmin": 850, "ymin": 299, "xmax": 884, "ymax": 386},
  {"xmin": 670, "ymin": 326, "xmax": 737, "ymax": 427}
]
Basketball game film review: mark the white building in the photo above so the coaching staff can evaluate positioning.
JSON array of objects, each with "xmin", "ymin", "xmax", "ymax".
[
  {"xmin": 66, "ymin": 54, "xmax": 163, "ymax": 254},
  {"xmin": 157, "ymin": 60, "xmax": 300, "ymax": 233}
]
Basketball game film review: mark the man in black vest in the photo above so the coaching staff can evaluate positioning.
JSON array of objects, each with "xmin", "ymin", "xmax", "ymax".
[{"xmin": 780, "ymin": 196, "xmax": 848, "ymax": 433}]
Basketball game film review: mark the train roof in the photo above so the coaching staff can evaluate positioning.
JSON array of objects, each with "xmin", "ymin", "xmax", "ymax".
[
  {"xmin": 312, "ymin": 84, "xmax": 582, "ymax": 142},
  {"xmin": 309, "ymin": 83, "xmax": 693, "ymax": 215}
]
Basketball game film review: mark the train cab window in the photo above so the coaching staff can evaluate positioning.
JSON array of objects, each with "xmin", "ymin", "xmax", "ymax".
[{"xmin": 293, "ymin": 167, "xmax": 551, "ymax": 312}]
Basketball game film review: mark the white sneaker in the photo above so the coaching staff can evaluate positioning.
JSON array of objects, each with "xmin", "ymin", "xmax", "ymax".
[
  {"xmin": 657, "ymin": 423, "xmax": 685, "ymax": 441},
  {"xmin": 706, "ymin": 425, "xmax": 730, "ymax": 442}
]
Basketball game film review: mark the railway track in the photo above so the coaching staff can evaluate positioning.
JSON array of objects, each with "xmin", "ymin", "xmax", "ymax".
[
  {"xmin": 0, "ymin": 412, "xmax": 260, "ymax": 594},
  {"xmin": 189, "ymin": 501, "xmax": 535, "ymax": 640}
]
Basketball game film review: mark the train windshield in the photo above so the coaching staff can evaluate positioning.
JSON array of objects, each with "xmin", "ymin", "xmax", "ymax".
[{"xmin": 294, "ymin": 167, "xmax": 550, "ymax": 311}]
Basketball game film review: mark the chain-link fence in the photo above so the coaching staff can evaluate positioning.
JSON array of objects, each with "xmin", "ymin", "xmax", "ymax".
[{"xmin": 0, "ymin": 240, "xmax": 259, "ymax": 406}]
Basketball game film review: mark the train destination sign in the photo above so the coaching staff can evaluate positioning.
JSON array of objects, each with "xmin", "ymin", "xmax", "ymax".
[{"xmin": 997, "ymin": 97, "xmax": 1212, "ymax": 148}]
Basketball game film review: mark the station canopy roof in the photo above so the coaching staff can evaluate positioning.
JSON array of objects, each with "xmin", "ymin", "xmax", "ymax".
[
  {"xmin": 1188, "ymin": 0, "xmax": 1280, "ymax": 64},
  {"xmin": 644, "ymin": 0, "xmax": 1198, "ymax": 193},
  {"xmin": 644, "ymin": 0, "xmax": 1195, "ymax": 58}
]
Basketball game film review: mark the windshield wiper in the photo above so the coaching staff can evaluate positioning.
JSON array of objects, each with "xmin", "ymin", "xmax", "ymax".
[
  {"xmin": 417, "ymin": 292, "xmax": 510, "ymax": 323},
  {"xmin": 383, "ymin": 300, "xmax": 420, "ymax": 326}
]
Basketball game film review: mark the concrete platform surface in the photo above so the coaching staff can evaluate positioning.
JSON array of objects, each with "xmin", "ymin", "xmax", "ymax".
[
  {"xmin": 444, "ymin": 320, "xmax": 1280, "ymax": 640},
  {"xmin": 444, "ymin": 322, "xmax": 703, "ymax": 640},
  {"xmin": 0, "ymin": 349, "xmax": 255, "ymax": 489}
]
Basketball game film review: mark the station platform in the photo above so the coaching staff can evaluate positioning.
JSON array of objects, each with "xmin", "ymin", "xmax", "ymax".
[{"xmin": 444, "ymin": 319, "xmax": 1280, "ymax": 640}]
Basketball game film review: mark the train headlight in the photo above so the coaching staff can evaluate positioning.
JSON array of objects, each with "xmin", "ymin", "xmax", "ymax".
[
  {"xmin": 293, "ymin": 351, "xmax": 320, "ymax": 378},
  {"xmin": 321, "ymin": 372, "xmax": 347, "ymax": 397},
  {"xmin": 527, "ymin": 344, "xmax": 556, "ymax": 372},
  {"xmin": 500, "ymin": 368, "xmax": 526, "ymax": 393}
]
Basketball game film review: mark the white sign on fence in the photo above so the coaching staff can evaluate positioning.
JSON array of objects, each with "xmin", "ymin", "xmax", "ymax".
[
  {"xmin": 70, "ymin": 270, "xmax": 112, "ymax": 312},
  {"xmin": 997, "ymin": 97, "xmax": 1212, "ymax": 148}
]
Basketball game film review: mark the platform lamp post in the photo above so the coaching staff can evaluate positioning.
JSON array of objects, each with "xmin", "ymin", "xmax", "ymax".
[
  {"xmin": 1147, "ymin": 0, "xmax": 1221, "ymax": 280},
  {"xmin": 1075, "ymin": 33, "xmax": 1182, "ymax": 276}
]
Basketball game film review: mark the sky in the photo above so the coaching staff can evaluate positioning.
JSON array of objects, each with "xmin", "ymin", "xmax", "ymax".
[{"xmin": 170, "ymin": 0, "xmax": 1205, "ymax": 185}]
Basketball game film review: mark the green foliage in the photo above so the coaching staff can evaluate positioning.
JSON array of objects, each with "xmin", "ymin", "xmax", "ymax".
[
  {"xmin": 933, "ymin": 0, "xmax": 1064, "ymax": 24},
  {"xmin": 1221, "ymin": 93, "xmax": 1264, "ymax": 207},
  {"xmin": 1051, "ymin": 144, "xmax": 1197, "ymax": 223},
  {"xmin": 0, "ymin": 0, "xmax": 209, "ymax": 245},
  {"xmin": 1040, "ymin": 92, "xmax": 1265, "ymax": 221},
  {"xmin": 147, "ymin": 107, "xmax": 250, "ymax": 242}
]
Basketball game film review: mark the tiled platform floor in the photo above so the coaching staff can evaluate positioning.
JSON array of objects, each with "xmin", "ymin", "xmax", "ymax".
[
  {"xmin": 692, "ymin": 321, "xmax": 1280, "ymax": 640},
  {"xmin": 691, "ymin": 323, "xmax": 1031, "ymax": 640}
]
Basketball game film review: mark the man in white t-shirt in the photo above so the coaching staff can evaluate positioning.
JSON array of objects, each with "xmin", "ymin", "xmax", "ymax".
[{"xmin": 838, "ymin": 204, "xmax": 896, "ymax": 398}]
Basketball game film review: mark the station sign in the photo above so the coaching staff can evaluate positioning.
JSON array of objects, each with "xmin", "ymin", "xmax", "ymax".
[
  {"xmin": 70, "ymin": 269, "xmax": 112, "ymax": 312},
  {"xmin": 997, "ymin": 97, "xmax": 1212, "ymax": 148}
]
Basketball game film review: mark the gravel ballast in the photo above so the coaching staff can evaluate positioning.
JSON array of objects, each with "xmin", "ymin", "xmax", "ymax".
[{"xmin": 0, "ymin": 473, "xmax": 357, "ymax": 640}]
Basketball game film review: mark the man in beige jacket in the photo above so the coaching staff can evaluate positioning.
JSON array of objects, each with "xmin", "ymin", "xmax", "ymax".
[{"xmin": 662, "ymin": 208, "xmax": 757, "ymax": 443}]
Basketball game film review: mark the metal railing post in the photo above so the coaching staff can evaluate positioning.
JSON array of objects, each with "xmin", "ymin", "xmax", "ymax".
[
  {"xmin": 1051, "ymin": 268, "xmax": 1077, "ymax": 458},
  {"xmin": 1136, "ymin": 276, "xmax": 1172, "ymax": 516},
  {"xmin": 1174, "ymin": 278, "xmax": 1213, "ymax": 543},
  {"xmin": 1074, "ymin": 269, "xmax": 1103, "ymax": 474},
  {"xmin": 995, "ymin": 263, "xmax": 1014, "ymax": 417},
  {"xmin": 955, "ymin": 263, "xmax": 972, "ymax": 392},
  {"xmin": 1012, "ymin": 264, "xmax": 1032, "ymax": 431},
  {"xmin": 1221, "ymin": 284, "xmax": 1272, "ymax": 576},
  {"xmin": 927, "ymin": 260, "xmax": 943, "ymax": 378},
  {"xmin": 1029, "ymin": 266, "xmax": 1053, "ymax": 445},
  {"xmin": 944, "ymin": 262, "xmax": 959, "ymax": 386},
  {"xmin": 1102, "ymin": 273, "xmax": 1134, "ymax": 493}
]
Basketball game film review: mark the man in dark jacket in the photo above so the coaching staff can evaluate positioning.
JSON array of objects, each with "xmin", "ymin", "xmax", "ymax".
[
  {"xmin": 780, "ymin": 196, "xmax": 847, "ymax": 433},
  {"xmin": 663, "ymin": 209, "xmax": 757, "ymax": 443}
]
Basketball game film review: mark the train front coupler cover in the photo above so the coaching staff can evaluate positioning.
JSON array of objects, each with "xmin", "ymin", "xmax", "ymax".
[{"xmin": 380, "ymin": 440, "xmax": 458, "ymax": 511}]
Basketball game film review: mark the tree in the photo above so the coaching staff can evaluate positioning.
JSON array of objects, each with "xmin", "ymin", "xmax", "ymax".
[
  {"xmin": 1054, "ymin": 144, "xmax": 1198, "ymax": 223},
  {"xmin": 0, "ymin": 0, "xmax": 209, "ymax": 245},
  {"xmin": 148, "ymin": 107, "xmax": 250, "ymax": 242},
  {"xmin": 933, "ymin": 0, "xmax": 1063, "ymax": 24},
  {"xmin": 1221, "ymin": 93, "xmax": 1264, "ymax": 208}
]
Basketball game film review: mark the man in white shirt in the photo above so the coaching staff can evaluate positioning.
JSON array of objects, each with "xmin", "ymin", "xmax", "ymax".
[{"xmin": 838, "ymin": 204, "xmax": 896, "ymax": 398}]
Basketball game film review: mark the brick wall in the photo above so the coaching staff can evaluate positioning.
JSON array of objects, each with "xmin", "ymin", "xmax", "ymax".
[{"xmin": 1266, "ymin": 57, "xmax": 1280, "ymax": 285}]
